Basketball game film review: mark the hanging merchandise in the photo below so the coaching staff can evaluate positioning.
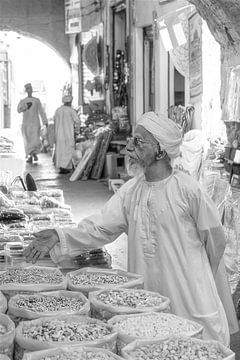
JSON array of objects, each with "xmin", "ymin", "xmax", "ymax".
[
  {"xmin": 168, "ymin": 105, "xmax": 194, "ymax": 135},
  {"xmin": 83, "ymin": 36, "xmax": 100, "ymax": 75},
  {"xmin": 113, "ymin": 50, "xmax": 128, "ymax": 107}
]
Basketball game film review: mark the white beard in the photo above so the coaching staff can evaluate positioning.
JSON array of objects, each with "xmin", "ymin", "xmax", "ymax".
[{"xmin": 125, "ymin": 156, "xmax": 145, "ymax": 177}]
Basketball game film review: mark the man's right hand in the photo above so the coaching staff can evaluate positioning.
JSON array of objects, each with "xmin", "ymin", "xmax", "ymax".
[{"xmin": 23, "ymin": 229, "xmax": 59, "ymax": 264}]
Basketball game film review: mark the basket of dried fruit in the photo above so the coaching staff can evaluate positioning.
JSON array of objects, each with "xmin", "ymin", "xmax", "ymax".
[
  {"xmin": 121, "ymin": 336, "xmax": 235, "ymax": 360},
  {"xmin": 8, "ymin": 290, "xmax": 90, "ymax": 324},
  {"xmin": 108, "ymin": 312, "xmax": 203, "ymax": 353},
  {"xmin": 0, "ymin": 266, "xmax": 67, "ymax": 295},
  {"xmin": 0, "ymin": 314, "xmax": 15, "ymax": 360},
  {"xmin": 89, "ymin": 288, "xmax": 170, "ymax": 321},
  {"xmin": 67, "ymin": 268, "xmax": 144, "ymax": 296},
  {"xmin": 22, "ymin": 346, "xmax": 123, "ymax": 360},
  {"xmin": 15, "ymin": 314, "xmax": 118, "ymax": 358}
]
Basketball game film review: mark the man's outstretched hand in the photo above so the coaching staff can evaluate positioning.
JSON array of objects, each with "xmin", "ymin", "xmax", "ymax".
[{"xmin": 23, "ymin": 229, "xmax": 59, "ymax": 264}]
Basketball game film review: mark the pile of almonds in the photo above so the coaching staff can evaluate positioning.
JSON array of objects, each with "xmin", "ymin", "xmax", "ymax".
[
  {"xmin": 21, "ymin": 318, "xmax": 111, "ymax": 343},
  {"xmin": 69, "ymin": 273, "xmax": 129, "ymax": 286},
  {"xmin": 12, "ymin": 294, "xmax": 84, "ymax": 313},
  {"xmin": 96, "ymin": 289, "xmax": 164, "ymax": 308},
  {"xmin": 0, "ymin": 268, "xmax": 63, "ymax": 285},
  {"xmin": 110, "ymin": 313, "xmax": 200, "ymax": 339},
  {"xmin": 125, "ymin": 338, "xmax": 226, "ymax": 360}
]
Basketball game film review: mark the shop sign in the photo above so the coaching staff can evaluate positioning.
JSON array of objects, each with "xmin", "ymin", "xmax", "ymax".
[
  {"xmin": 189, "ymin": 12, "xmax": 203, "ymax": 102},
  {"xmin": 65, "ymin": 0, "xmax": 81, "ymax": 34}
]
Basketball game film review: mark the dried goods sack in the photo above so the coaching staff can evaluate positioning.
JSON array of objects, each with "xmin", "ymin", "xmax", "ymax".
[
  {"xmin": 67, "ymin": 268, "xmax": 144, "ymax": 296},
  {"xmin": 0, "ymin": 291, "xmax": 7, "ymax": 313},
  {"xmin": 0, "ymin": 266, "xmax": 67, "ymax": 293},
  {"xmin": 22, "ymin": 346, "xmax": 123, "ymax": 360},
  {"xmin": 108, "ymin": 312, "xmax": 203, "ymax": 352},
  {"xmin": 15, "ymin": 314, "xmax": 118, "ymax": 356},
  {"xmin": 121, "ymin": 336, "xmax": 235, "ymax": 360},
  {"xmin": 8, "ymin": 290, "xmax": 90, "ymax": 324},
  {"xmin": 89, "ymin": 288, "xmax": 170, "ymax": 321},
  {"xmin": 0, "ymin": 313, "xmax": 15, "ymax": 360}
]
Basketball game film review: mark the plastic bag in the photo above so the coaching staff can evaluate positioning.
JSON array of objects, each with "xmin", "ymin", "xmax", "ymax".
[
  {"xmin": 0, "ymin": 266, "xmax": 67, "ymax": 293},
  {"xmin": 89, "ymin": 288, "xmax": 171, "ymax": 321},
  {"xmin": 0, "ymin": 191, "xmax": 14, "ymax": 208},
  {"xmin": 0, "ymin": 314, "xmax": 15, "ymax": 359},
  {"xmin": 22, "ymin": 346, "xmax": 123, "ymax": 360},
  {"xmin": 8, "ymin": 290, "xmax": 90, "ymax": 320},
  {"xmin": 121, "ymin": 336, "xmax": 235, "ymax": 360},
  {"xmin": 109, "ymin": 312, "xmax": 203, "ymax": 353},
  {"xmin": 15, "ymin": 315, "xmax": 117, "ymax": 353},
  {"xmin": 67, "ymin": 268, "xmax": 144, "ymax": 297},
  {"xmin": 0, "ymin": 291, "xmax": 7, "ymax": 313}
]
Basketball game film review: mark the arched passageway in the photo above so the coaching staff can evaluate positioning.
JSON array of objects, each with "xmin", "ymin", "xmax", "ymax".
[{"xmin": 0, "ymin": 30, "xmax": 71, "ymax": 130}]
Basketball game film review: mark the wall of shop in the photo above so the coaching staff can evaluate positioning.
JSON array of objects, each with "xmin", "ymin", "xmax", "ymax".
[
  {"xmin": 0, "ymin": 0, "xmax": 69, "ymax": 64},
  {"xmin": 133, "ymin": 0, "xmax": 190, "ymax": 127},
  {"xmin": 132, "ymin": 0, "xmax": 223, "ymax": 137}
]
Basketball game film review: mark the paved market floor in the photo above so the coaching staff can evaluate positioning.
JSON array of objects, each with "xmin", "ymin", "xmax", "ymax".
[{"xmin": 25, "ymin": 152, "xmax": 240, "ymax": 358}]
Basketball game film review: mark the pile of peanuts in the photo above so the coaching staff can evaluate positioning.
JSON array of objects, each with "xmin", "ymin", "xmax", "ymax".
[
  {"xmin": 70, "ymin": 273, "xmax": 129, "ymax": 286},
  {"xmin": 97, "ymin": 290, "xmax": 164, "ymax": 308},
  {"xmin": 112, "ymin": 313, "xmax": 198, "ymax": 338},
  {"xmin": 0, "ymin": 323, "xmax": 7, "ymax": 335},
  {"xmin": 21, "ymin": 319, "xmax": 111, "ymax": 343},
  {"xmin": 0, "ymin": 268, "xmax": 63, "ymax": 285},
  {"xmin": 127, "ymin": 338, "xmax": 225, "ymax": 359},
  {"xmin": 13, "ymin": 294, "xmax": 84, "ymax": 313},
  {"xmin": 40, "ymin": 349, "xmax": 118, "ymax": 360}
]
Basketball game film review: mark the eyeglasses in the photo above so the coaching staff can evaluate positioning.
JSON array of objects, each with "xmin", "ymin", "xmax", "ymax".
[{"xmin": 127, "ymin": 137, "xmax": 158, "ymax": 148}]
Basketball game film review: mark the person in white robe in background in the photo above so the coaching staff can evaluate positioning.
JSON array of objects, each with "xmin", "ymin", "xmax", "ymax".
[
  {"xmin": 17, "ymin": 83, "xmax": 48, "ymax": 163},
  {"xmin": 53, "ymin": 94, "xmax": 79, "ymax": 174},
  {"xmin": 23, "ymin": 111, "xmax": 239, "ymax": 345}
]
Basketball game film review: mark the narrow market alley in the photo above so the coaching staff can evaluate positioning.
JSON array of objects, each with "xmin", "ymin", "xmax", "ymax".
[
  {"xmin": 1, "ymin": 0, "xmax": 240, "ymax": 358},
  {"xmin": 24, "ymin": 152, "xmax": 240, "ymax": 358}
]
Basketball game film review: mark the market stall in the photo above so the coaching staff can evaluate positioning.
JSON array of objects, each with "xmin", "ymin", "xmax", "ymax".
[{"xmin": 0, "ymin": 168, "xmax": 237, "ymax": 359}]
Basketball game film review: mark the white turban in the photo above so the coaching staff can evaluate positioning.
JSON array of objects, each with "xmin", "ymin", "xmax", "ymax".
[{"xmin": 137, "ymin": 112, "xmax": 182, "ymax": 158}]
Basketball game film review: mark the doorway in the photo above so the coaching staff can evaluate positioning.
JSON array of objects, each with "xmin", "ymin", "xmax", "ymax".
[{"xmin": 143, "ymin": 25, "xmax": 155, "ymax": 112}]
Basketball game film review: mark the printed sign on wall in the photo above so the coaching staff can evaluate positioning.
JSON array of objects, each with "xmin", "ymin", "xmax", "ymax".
[{"xmin": 65, "ymin": 0, "xmax": 81, "ymax": 34}]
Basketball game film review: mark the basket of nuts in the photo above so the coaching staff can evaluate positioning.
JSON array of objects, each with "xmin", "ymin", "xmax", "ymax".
[
  {"xmin": 0, "ymin": 266, "xmax": 67, "ymax": 294},
  {"xmin": 22, "ymin": 346, "xmax": 123, "ymax": 360},
  {"xmin": 8, "ymin": 290, "xmax": 90, "ymax": 322},
  {"xmin": 108, "ymin": 312, "xmax": 203, "ymax": 352},
  {"xmin": 89, "ymin": 288, "xmax": 170, "ymax": 321},
  {"xmin": 121, "ymin": 336, "xmax": 235, "ymax": 360},
  {"xmin": 67, "ymin": 268, "xmax": 144, "ymax": 296},
  {"xmin": 15, "ymin": 314, "xmax": 118, "ymax": 355},
  {"xmin": 0, "ymin": 314, "xmax": 15, "ymax": 360}
]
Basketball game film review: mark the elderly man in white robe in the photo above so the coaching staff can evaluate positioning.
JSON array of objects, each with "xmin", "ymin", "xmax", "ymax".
[{"xmin": 24, "ymin": 112, "xmax": 238, "ymax": 345}]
